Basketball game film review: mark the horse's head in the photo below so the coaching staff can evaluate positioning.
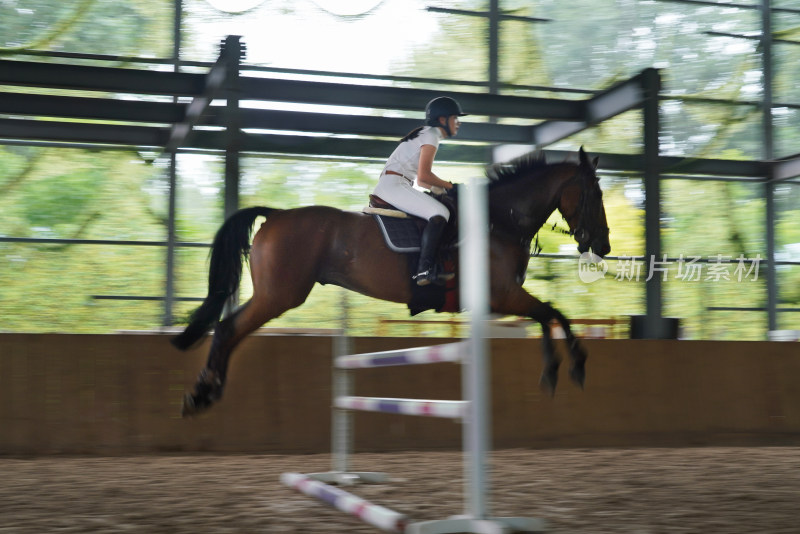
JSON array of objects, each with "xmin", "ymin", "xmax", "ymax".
[{"xmin": 558, "ymin": 147, "xmax": 611, "ymax": 258}]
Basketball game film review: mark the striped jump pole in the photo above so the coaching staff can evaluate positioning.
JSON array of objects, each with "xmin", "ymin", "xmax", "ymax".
[
  {"xmin": 282, "ymin": 178, "xmax": 544, "ymax": 533},
  {"xmin": 334, "ymin": 396, "xmax": 467, "ymax": 419},
  {"xmin": 335, "ymin": 341, "xmax": 467, "ymax": 369},
  {"xmin": 281, "ymin": 472, "xmax": 407, "ymax": 533}
]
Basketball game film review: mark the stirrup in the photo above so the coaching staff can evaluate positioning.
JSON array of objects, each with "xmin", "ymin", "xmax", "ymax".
[
  {"xmin": 413, "ymin": 269, "xmax": 437, "ymax": 286},
  {"xmin": 413, "ymin": 267, "xmax": 454, "ymax": 286}
]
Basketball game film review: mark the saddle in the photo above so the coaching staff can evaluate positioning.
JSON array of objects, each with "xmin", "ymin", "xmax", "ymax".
[
  {"xmin": 364, "ymin": 195, "xmax": 425, "ymax": 253},
  {"xmin": 364, "ymin": 193, "xmax": 458, "ymax": 253},
  {"xmin": 363, "ymin": 193, "xmax": 460, "ymax": 316}
]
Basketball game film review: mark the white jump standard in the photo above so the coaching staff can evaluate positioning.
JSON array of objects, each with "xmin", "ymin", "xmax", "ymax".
[{"xmin": 281, "ymin": 180, "xmax": 545, "ymax": 533}]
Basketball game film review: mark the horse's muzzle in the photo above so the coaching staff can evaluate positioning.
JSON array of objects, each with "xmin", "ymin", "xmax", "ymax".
[{"xmin": 590, "ymin": 238, "xmax": 611, "ymax": 258}]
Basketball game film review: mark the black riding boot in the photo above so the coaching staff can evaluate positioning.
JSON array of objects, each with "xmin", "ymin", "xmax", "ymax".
[{"xmin": 413, "ymin": 215, "xmax": 453, "ymax": 286}]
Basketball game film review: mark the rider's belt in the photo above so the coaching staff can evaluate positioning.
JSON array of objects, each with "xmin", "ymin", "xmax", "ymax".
[{"xmin": 384, "ymin": 170, "xmax": 413, "ymax": 183}]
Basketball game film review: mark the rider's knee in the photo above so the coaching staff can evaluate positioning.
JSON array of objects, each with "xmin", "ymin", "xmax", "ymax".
[{"xmin": 431, "ymin": 206, "xmax": 450, "ymax": 222}]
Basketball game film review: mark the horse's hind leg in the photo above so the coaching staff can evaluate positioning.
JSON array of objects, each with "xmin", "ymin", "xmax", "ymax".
[
  {"xmin": 182, "ymin": 296, "xmax": 293, "ymax": 417},
  {"xmin": 539, "ymin": 322, "xmax": 560, "ymax": 394}
]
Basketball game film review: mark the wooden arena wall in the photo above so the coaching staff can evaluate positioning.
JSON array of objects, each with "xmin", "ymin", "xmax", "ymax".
[{"xmin": 0, "ymin": 334, "xmax": 798, "ymax": 455}]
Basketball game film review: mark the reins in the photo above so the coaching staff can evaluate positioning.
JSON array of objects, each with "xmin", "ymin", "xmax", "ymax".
[{"xmin": 532, "ymin": 172, "xmax": 607, "ymax": 256}]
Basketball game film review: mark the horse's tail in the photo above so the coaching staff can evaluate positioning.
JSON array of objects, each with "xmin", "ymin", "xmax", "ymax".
[{"xmin": 171, "ymin": 206, "xmax": 275, "ymax": 350}]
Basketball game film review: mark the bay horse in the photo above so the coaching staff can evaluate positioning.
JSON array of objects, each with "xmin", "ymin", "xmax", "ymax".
[{"xmin": 173, "ymin": 147, "xmax": 610, "ymax": 416}]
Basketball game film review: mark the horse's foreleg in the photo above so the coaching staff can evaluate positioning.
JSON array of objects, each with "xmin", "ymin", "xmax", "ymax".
[
  {"xmin": 546, "ymin": 307, "xmax": 587, "ymax": 390},
  {"xmin": 539, "ymin": 321, "xmax": 560, "ymax": 395},
  {"xmin": 493, "ymin": 288, "xmax": 585, "ymax": 395}
]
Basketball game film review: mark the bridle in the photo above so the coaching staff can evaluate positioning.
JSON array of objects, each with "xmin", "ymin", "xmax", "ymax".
[
  {"xmin": 488, "ymin": 163, "xmax": 607, "ymax": 255},
  {"xmin": 557, "ymin": 171, "xmax": 608, "ymax": 248}
]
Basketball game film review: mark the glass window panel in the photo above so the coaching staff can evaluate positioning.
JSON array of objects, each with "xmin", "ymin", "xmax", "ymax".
[
  {"xmin": 772, "ymin": 1, "xmax": 800, "ymax": 10},
  {"xmin": 772, "ymin": 11, "xmax": 800, "ymax": 33},
  {"xmin": 774, "ymin": 107, "xmax": 800, "ymax": 158},
  {"xmin": 0, "ymin": 146, "xmax": 171, "ymax": 333},
  {"xmin": 661, "ymin": 179, "xmax": 766, "ymax": 339},
  {"xmin": 0, "ymin": 243, "xmax": 165, "ymax": 333},
  {"xmin": 239, "ymin": 156, "xmax": 381, "ymax": 212},
  {"xmin": 394, "ymin": 10, "xmax": 488, "ymax": 83},
  {"xmin": 498, "ymin": 19, "xmax": 557, "ymax": 93},
  {"xmin": 774, "ymin": 182, "xmax": 800, "ymax": 329},
  {"xmin": 553, "ymin": 111, "xmax": 644, "ymax": 155},
  {"xmin": 1, "ymin": 0, "xmax": 174, "ymax": 58},
  {"xmin": 182, "ymin": 0, "xmax": 462, "ymax": 78},
  {"xmin": 773, "ymin": 43, "xmax": 800, "ymax": 105},
  {"xmin": 661, "ymin": 101, "xmax": 763, "ymax": 159},
  {"xmin": 776, "ymin": 265, "xmax": 800, "ymax": 331},
  {"xmin": 0, "ymin": 147, "xmax": 167, "ymax": 241},
  {"xmin": 173, "ymin": 245, "xmax": 211, "ymax": 321},
  {"xmin": 506, "ymin": 0, "xmax": 760, "ymax": 96},
  {"xmin": 175, "ymin": 154, "xmax": 225, "ymax": 242}
]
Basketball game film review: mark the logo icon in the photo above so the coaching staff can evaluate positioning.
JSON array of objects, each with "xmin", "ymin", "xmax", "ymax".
[{"xmin": 578, "ymin": 252, "xmax": 608, "ymax": 283}]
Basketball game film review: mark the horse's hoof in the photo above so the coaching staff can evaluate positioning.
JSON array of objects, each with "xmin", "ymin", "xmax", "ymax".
[
  {"xmin": 181, "ymin": 393, "xmax": 199, "ymax": 418},
  {"xmin": 539, "ymin": 368, "xmax": 558, "ymax": 397},
  {"xmin": 570, "ymin": 364, "xmax": 586, "ymax": 389},
  {"xmin": 181, "ymin": 368, "xmax": 224, "ymax": 417},
  {"xmin": 181, "ymin": 392, "xmax": 212, "ymax": 418}
]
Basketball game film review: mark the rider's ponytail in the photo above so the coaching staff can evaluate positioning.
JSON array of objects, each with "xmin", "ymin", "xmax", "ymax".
[{"xmin": 399, "ymin": 126, "xmax": 424, "ymax": 143}]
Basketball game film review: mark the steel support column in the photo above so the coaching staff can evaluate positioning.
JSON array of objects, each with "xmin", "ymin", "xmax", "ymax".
[
  {"xmin": 165, "ymin": 153, "xmax": 178, "ymax": 326},
  {"xmin": 223, "ymin": 36, "xmax": 243, "ymax": 220},
  {"xmin": 488, "ymin": 0, "xmax": 499, "ymax": 96},
  {"xmin": 761, "ymin": 0, "xmax": 778, "ymax": 332},
  {"xmin": 643, "ymin": 68, "xmax": 664, "ymax": 337},
  {"xmin": 222, "ymin": 36, "xmax": 244, "ymax": 314},
  {"xmin": 164, "ymin": 0, "xmax": 182, "ymax": 326}
]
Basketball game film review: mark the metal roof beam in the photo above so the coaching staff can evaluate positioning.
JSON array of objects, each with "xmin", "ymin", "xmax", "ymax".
[
  {"xmin": 541, "ymin": 150, "xmax": 768, "ymax": 178},
  {"xmin": 0, "ymin": 118, "xmax": 492, "ymax": 163},
  {"xmin": 162, "ymin": 52, "xmax": 228, "ymax": 155},
  {"xmin": 239, "ymin": 77, "xmax": 585, "ymax": 120},
  {"xmin": 0, "ymin": 118, "xmax": 166, "ymax": 147},
  {"xmin": 1, "ymin": 116, "xmax": 772, "ymax": 176},
  {"xmin": 0, "ymin": 91, "xmax": 182, "ymax": 124},
  {"xmin": 234, "ymin": 109, "xmax": 535, "ymax": 144},
  {"xmin": 530, "ymin": 69, "xmax": 653, "ymax": 147},
  {"xmin": 0, "ymin": 59, "xmax": 205, "ymax": 96},
  {"xmin": 770, "ymin": 155, "xmax": 800, "ymax": 182},
  {"xmin": 0, "ymin": 95, "xmax": 534, "ymax": 144},
  {"xmin": 0, "ymin": 60, "xmax": 585, "ymax": 121}
]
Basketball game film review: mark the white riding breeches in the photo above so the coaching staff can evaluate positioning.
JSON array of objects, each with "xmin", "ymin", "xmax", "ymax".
[{"xmin": 373, "ymin": 173, "xmax": 450, "ymax": 221}]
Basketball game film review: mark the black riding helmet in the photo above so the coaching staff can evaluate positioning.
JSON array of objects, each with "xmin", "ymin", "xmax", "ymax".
[{"xmin": 425, "ymin": 96, "xmax": 467, "ymax": 137}]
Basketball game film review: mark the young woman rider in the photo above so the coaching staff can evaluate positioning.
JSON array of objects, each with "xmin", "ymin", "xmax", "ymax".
[{"xmin": 372, "ymin": 96, "xmax": 467, "ymax": 286}]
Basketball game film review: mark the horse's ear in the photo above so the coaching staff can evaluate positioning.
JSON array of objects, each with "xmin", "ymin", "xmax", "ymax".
[
  {"xmin": 578, "ymin": 147, "xmax": 599, "ymax": 171},
  {"xmin": 578, "ymin": 146, "xmax": 589, "ymax": 166}
]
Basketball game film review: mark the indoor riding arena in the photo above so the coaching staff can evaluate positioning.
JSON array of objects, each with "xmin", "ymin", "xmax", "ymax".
[
  {"xmin": 2, "ymin": 2, "xmax": 800, "ymax": 534},
  {"xmin": 1, "ymin": 335, "xmax": 799, "ymax": 533}
]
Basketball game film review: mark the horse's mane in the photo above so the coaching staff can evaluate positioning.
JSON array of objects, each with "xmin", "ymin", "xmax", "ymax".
[{"xmin": 484, "ymin": 151, "xmax": 552, "ymax": 189}]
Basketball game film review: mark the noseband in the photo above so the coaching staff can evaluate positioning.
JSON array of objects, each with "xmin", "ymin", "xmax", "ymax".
[{"xmin": 567, "ymin": 174, "xmax": 608, "ymax": 246}]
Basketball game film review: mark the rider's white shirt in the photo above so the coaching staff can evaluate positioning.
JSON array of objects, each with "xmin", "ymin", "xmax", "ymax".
[
  {"xmin": 373, "ymin": 126, "xmax": 450, "ymax": 221},
  {"xmin": 381, "ymin": 126, "xmax": 443, "ymax": 182}
]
